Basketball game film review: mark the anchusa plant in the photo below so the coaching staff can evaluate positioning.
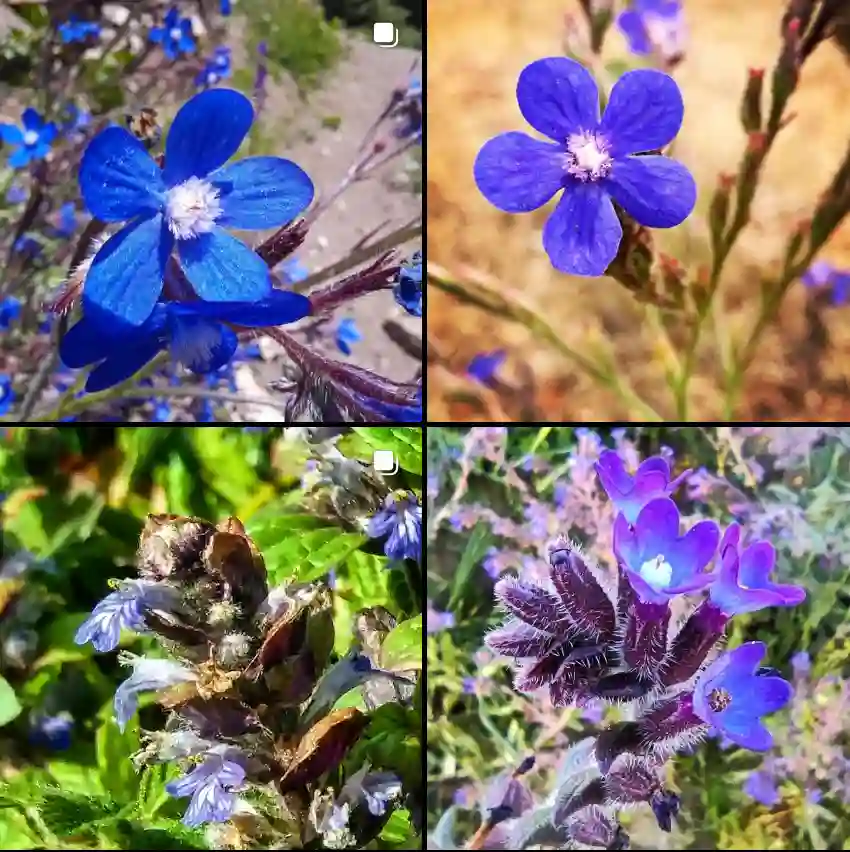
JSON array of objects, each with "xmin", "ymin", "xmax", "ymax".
[
  {"xmin": 435, "ymin": 446, "xmax": 807, "ymax": 849},
  {"xmin": 0, "ymin": 0, "xmax": 422, "ymax": 423},
  {"xmin": 73, "ymin": 513, "xmax": 417, "ymax": 847}
]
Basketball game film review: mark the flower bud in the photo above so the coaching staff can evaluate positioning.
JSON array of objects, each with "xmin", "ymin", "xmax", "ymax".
[{"xmin": 740, "ymin": 68, "xmax": 764, "ymax": 132}]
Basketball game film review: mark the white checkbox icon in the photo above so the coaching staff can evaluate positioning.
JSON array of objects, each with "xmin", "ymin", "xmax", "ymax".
[{"xmin": 373, "ymin": 449, "xmax": 398, "ymax": 474}]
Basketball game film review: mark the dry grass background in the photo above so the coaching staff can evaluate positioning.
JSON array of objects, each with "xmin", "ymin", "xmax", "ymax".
[{"xmin": 426, "ymin": 0, "xmax": 850, "ymax": 421}]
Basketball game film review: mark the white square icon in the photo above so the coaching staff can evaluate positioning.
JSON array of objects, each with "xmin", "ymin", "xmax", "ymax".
[
  {"xmin": 373, "ymin": 449, "xmax": 398, "ymax": 474},
  {"xmin": 373, "ymin": 22, "xmax": 398, "ymax": 47}
]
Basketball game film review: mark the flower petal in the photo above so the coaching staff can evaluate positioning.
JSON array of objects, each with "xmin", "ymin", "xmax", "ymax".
[
  {"xmin": 0, "ymin": 124, "xmax": 23, "ymax": 145},
  {"xmin": 21, "ymin": 108, "xmax": 43, "ymax": 131},
  {"xmin": 542, "ymin": 182, "xmax": 621, "ymax": 276},
  {"xmin": 86, "ymin": 337, "xmax": 164, "ymax": 392},
  {"xmin": 604, "ymin": 155, "xmax": 695, "ymax": 228},
  {"xmin": 178, "ymin": 226, "xmax": 272, "ymax": 302},
  {"xmin": 80, "ymin": 127, "xmax": 164, "ymax": 221},
  {"xmin": 516, "ymin": 57, "xmax": 600, "ymax": 142},
  {"xmin": 616, "ymin": 10, "xmax": 652, "ymax": 55},
  {"xmin": 473, "ymin": 132, "xmax": 566, "ymax": 213},
  {"xmin": 170, "ymin": 317, "xmax": 237, "ymax": 373},
  {"xmin": 60, "ymin": 314, "xmax": 125, "ymax": 368},
  {"xmin": 599, "ymin": 69, "xmax": 684, "ymax": 156},
  {"xmin": 164, "ymin": 89, "xmax": 253, "ymax": 185},
  {"xmin": 176, "ymin": 290, "xmax": 311, "ymax": 327},
  {"xmin": 212, "ymin": 156, "xmax": 314, "ymax": 229},
  {"xmin": 82, "ymin": 215, "xmax": 173, "ymax": 330}
]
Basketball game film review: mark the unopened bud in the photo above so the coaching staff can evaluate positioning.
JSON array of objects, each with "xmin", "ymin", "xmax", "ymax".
[
  {"xmin": 740, "ymin": 68, "xmax": 764, "ymax": 132},
  {"xmin": 708, "ymin": 173, "xmax": 734, "ymax": 255}
]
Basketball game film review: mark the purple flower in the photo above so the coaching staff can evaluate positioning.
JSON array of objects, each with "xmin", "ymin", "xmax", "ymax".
[
  {"xmin": 74, "ymin": 579, "xmax": 177, "ymax": 652},
  {"xmin": 473, "ymin": 57, "xmax": 695, "ymax": 276},
  {"xmin": 0, "ymin": 108, "xmax": 58, "ymax": 168},
  {"xmin": 617, "ymin": 0, "xmax": 686, "ymax": 62},
  {"xmin": 427, "ymin": 602, "xmax": 455, "ymax": 634},
  {"xmin": 708, "ymin": 524, "xmax": 806, "ymax": 616},
  {"xmin": 149, "ymin": 8, "xmax": 196, "ymax": 60},
  {"xmin": 613, "ymin": 498, "xmax": 719, "ymax": 604},
  {"xmin": 595, "ymin": 450, "xmax": 691, "ymax": 524},
  {"xmin": 743, "ymin": 769, "xmax": 780, "ymax": 806},
  {"xmin": 790, "ymin": 650, "xmax": 811, "ymax": 675},
  {"xmin": 0, "ymin": 296, "xmax": 22, "ymax": 330},
  {"xmin": 467, "ymin": 350, "xmax": 506, "ymax": 387},
  {"xmin": 367, "ymin": 493, "xmax": 422, "ymax": 562},
  {"xmin": 166, "ymin": 753, "xmax": 246, "ymax": 826},
  {"xmin": 114, "ymin": 654, "xmax": 197, "ymax": 731},
  {"xmin": 692, "ymin": 642, "xmax": 793, "ymax": 751},
  {"xmin": 801, "ymin": 260, "xmax": 850, "ymax": 305}
]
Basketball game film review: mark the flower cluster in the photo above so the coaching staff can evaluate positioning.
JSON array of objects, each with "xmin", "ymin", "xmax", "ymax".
[
  {"xmin": 483, "ymin": 449, "xmax": 806, "ymax": 846},
  {"xmin": 73, "ymin": 514, "xmax": 413, "ymax": 843}
]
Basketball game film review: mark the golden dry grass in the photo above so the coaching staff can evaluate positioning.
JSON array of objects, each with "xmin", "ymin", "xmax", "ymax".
[{"xmin": 426, "ymin": 0, "xmax": 850, "ymax": 421}]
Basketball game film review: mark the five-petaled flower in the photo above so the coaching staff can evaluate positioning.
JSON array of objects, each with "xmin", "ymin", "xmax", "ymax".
[
  {"xmin": 149, "ymin": 7, "xmax": 196, "ymax": 60},
  {"xmin": 368, "ymin": 492, "xmax": 422, "ymax": 562},
  {"xmin": 692, "ymin": 642, "xmax": 792, "ymax": 751},
  {"xmin": 0, "ymin": 108, "xmax": 58, "ymax": 169},
  {"xmin": 166, "ymin": 752, "xmax": 246, "ymax": 826},
  {"xmin": 78, "ymin": 87, "xmax": 314, "ymax": 330},
  {"xmin": 595, "ymin": 450, "xmax": 691, "ymax": 524},
  {"xmin": 613, "ymin": 497, "xmax": 719, "ymax": 604},
  {"xmin": 114, "ymin": 653, "xmax": 197, "ymax": 731},
  {"xmin": 394, "ymin": 251, "xmax": 422, "ymax": 317},
  {"xmin": 60, "ymin": 290, "xmax": 311, "ymax": 393},
  {"xmin": 473, "ymin": 57, "xmax": 696, "ymax": 276},
  {"xmin": 708, "ymin": 523, "xmax": 806, "ymax": 616},
  {"xmin": 74, "ymin": 579, "xmax": 178, "ymax": 652}
]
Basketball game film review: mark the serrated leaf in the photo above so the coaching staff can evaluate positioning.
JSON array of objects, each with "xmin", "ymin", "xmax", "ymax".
[
  {"xmin": 380, "ymin": 615, "xmax": 422, "ymax": 671},
  {"xmin": 346, "ymin": 550, "xmax": 390, "ymax": 610},
  {"xmin": 263, "ymin": 528, "xmax": 367, "ymax": 584},
  {"xmin": 379, "ymin": 808, "xmax": 415, "ymax": 847},
  {"xmin": 0, "ymin": 675, "xmax": 22, "ymax": 727},
  {"xmin": 351, "ymin": 427, "xmax": 422, "ymax": 474}
]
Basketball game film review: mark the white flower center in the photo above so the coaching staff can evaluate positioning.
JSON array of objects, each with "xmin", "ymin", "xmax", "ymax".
[
  {"xmin": 566, "ymin": 133, "xmax": 612, "ymax": 182},
  {"xmin": 23, "ymin": 130, "xmax": 39, "ymax": 146},
  {"xmin": 208, "ymin": 72, "xmax": 219, "ymax": 84},
  {"xmin": 165, "ymin": 177, "xmax": 222, "ymax": 240},
  {"xmin": 639, "ymin": 554, "xmax": 673, "ymax": 590},
  {"xmin": 170, "ymin": 26, "xmax": 183, "ymax": 41}
]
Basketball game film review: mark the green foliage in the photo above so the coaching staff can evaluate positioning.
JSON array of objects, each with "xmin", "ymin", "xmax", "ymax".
[
  {"xmin": 238, "ymin": 0, "xmax": 344, "ymax": 91},
  {"xmin": 0, "ymin": 675, "xmax": 22, "ymax": 726}
]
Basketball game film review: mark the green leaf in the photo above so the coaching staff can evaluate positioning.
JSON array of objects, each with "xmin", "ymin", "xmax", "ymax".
[
  {"xmin": 246, "ymin": 512, "xmax": 329, "ymax": 552},
  {"xmin": 96, "ymin": 707, "xmax": 140, "ymax": 805},
  {"xmin": 263, "ymin": 528, "xmax": 367, "ymax": 585},
  {"xmin": 447, "ymin": 522, "xmax": 494, "ymax": 611},
  {"xmin": 380, "ymin": 615, "xmax": 422, "ymax": 671},
  {"xmin": 346, "ymin": 551, "xmax": 390, "ymax": 609},
  {"xmin": 0, "ymin": 675, "xmax": 22, "ymax": 727},
  {"xmin": 379, "ymin": 808, "xmax": 416, "ymax": 848},
  {"xmin": 349, "ymin": 427, "xmax": 423, "ymax": 474}
]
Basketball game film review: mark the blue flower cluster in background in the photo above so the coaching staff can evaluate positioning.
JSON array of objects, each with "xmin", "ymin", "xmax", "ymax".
[
  {"xmin": 0, "ymin": 109, "xmax": 57, "ymax": 168},
  {"xmin": 149, "ymin": 7, "xmax": 196, "ymax": 60}
]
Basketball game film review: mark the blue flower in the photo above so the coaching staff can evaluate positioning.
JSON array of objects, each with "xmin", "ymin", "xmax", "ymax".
[
  {"xmin": 355, "ymin": 386, "xmax": 421, "ymax": 422},
  {"xmin": 74, "ymin": 579, "xmax": 178, "ymax": 652},
  {"xmin": 612, "ymin": 497, "xmax": 719, "ymax": 604},
  {"xmin": 29, "ymin": 713, "xmax": 74, "ymax": 750},
  {"xmin": 78, "ymin": 88, "xmax": 314, "ymax": 330},
  {"xmin": 60, "ymin": 290, "xmax": 311, "ymax": 393},
  {"xmin": 743, "ymin": 770, "xmax": 780, "ymax": 806},
  {"xmin": 114, "ymin": 654, "xmax": 197, "ymax": 731},
  {"xmin": 58, "ymin": 16, "xmax": 101, "ymax": 43},
  {"xmin": 220, "ymin": 0, "xmax": 232, "ymax": 14},
  {"xmin": 473, "ymin": 57, "xmax": 695, "ymax": 276},
  {"xmin": 53, "ymin": 202, "xmax": 78, "ymax": 239},
  {"xmin": 692, "ymin": 642, "xmax": 792, "ymax": 752},
  {"xmin": 617, "ymin": 0, "xmax": 686, "ymax": 61},
  {"xmin": 13, "ymin": 234, "xmax": 42, "ymax": 259},
  {"xmin": 801, "ymin": 260, "xmax": 850, "ymax": 305},
  {"xmin": 0, "ymin": 108, "xmax": 58, "ymax": 169},
  {"xmin": 0, "ymin": 296, "xmax": 22, "ymax": 330},
  {"xmin": 278, "ymin": 256, "xmax": 309, "ymax": 284},
  {"xmin": 61, "ymin": 103, "xmax": 91, "ymax": 135},
  {"xmin": 467, "ymin": 350, "xmax": 506, "ymax": 386},
  {"xmin": 368, "ymin": 492, "xmax": 422, "ymax": 562},
  {"xmin": 0, "ymin": 375, "xmax": 14, "ymax": 416},
  {"xmin": 149, "ymin": 8, "xmax": 196, "ymax": 60},
  {"xmin": 196, "ymin": 46, "xmax": 232, "ymax": 89},
  {"xmin": 5, "ymin": 184, "xmax": 26, "ymax": 204},
  {"xmin": 335, "ymin": 317, "xmax": 362, "ymax": 355},
  {"xmin": 152, "ymin": 400, "xmax": 172, "ymax": 421},
  {"xmin": 166, "ymin": 753, "xmax": 246, "ymax": 826},
  {"xmin": 394, "ymin": 251, "xmax": 421, "ymax": 316},
  {"xmin": 708, "ymin": 524, "xmax": 806, "ymax": 616}
]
